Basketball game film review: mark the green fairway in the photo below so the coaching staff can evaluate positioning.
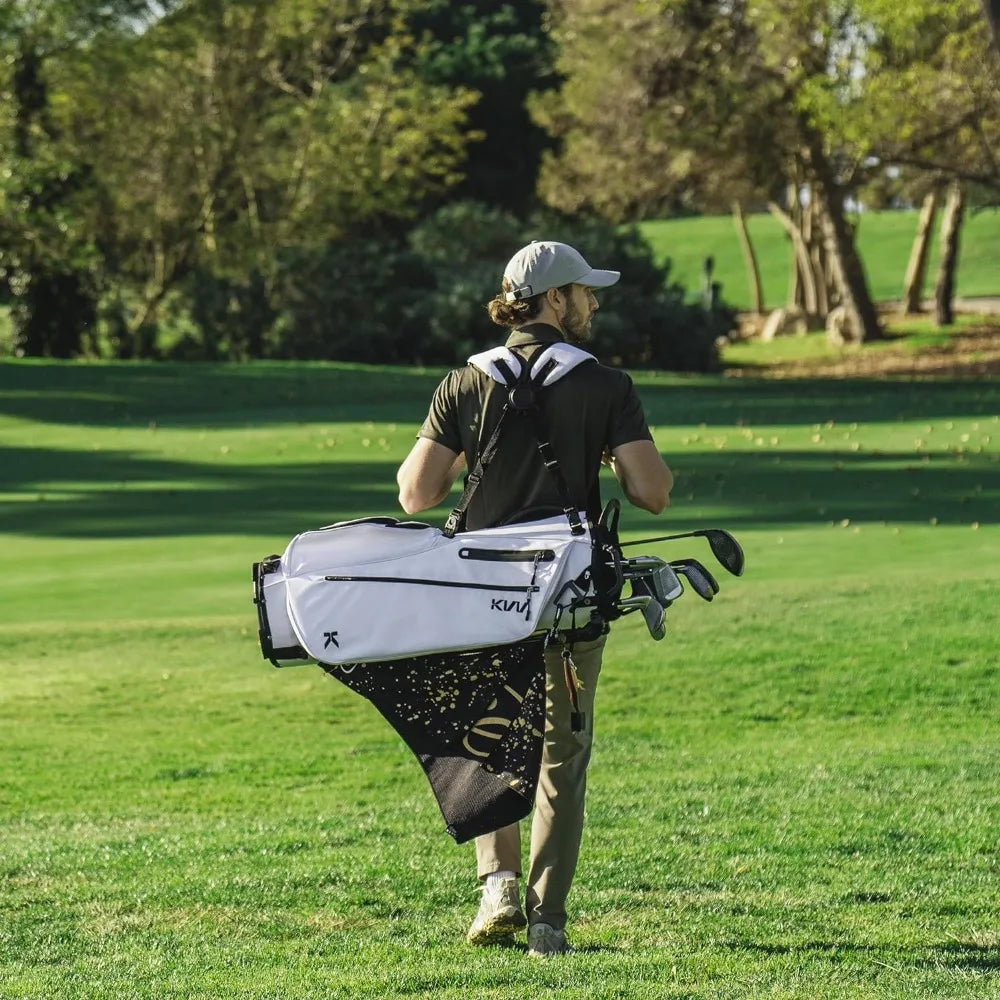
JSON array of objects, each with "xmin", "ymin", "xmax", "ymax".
[
  {"xmin": 641, "ymin": 208, "xmax": 1000, "ymax": 311},
  {"xmin": 1, "ymin": 360, "xmax": 998, "ymax": 999}
]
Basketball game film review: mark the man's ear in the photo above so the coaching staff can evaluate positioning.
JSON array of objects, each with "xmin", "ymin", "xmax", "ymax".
[{"xmin": 546, "ymin": 286, "xmax": 564, "ymax": 312}]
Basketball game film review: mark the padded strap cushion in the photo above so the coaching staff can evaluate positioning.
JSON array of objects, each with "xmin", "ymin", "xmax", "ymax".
[
  {"xmin": 468, "ymin": 343, "xmax": 595, "ymax": 387},
  {"xmin": 467, "ymin": 347, "xmax": 524, "ymax": 384},
  {"xmin": 529, "ymin": 343, "xmax": 596, "ymax": 386}
]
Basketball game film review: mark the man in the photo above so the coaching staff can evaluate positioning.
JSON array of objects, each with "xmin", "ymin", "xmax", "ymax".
[{"xmin": 396, "ymin": 240, "xmax": 673, "ymax": 956}]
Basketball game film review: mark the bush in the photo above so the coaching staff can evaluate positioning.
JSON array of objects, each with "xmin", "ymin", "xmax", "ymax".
[
  {"xmin": 271, "ymin": 242, "xmax": 433, "ymax": 363},
  {"xmin": 274, "ymin": 201, "xmax": 731, "ymax": 371},
  {"xmin": 147, "ymin": 202, "xmax": 734, "ymax": 372}
]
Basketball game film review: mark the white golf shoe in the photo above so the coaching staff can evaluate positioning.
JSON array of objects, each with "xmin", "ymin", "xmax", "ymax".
[
  {"xmin": 466, "ymin": 876, "xmax": 526, "ymax": 945},
  {"xmin": 527, "ymin": 922, "xmax": 572, "ymax": 956}
]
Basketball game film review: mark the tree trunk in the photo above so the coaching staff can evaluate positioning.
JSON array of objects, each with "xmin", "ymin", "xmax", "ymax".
[
  {"xmin": 982, "ymin": 0, "xmax": 1000, "ymax": 52},
  {"xmin": 901, "ymin": 185, "xmax": 941, "ymax": 314},
  {"xmin": 768, "ymin": 199, "xmax": 818, "ymax": 315},
  {"xmin": 805, "ymin": 136, "xmax": 883, "ymax": 342},
  {"xmin": 934, "ymin": 180, "xmax": 965, "ymax": 326},
  {"xmin": 731, "ymin": 201, "xmax": 764, "ymax": 314},
  {"xmin": 806, "ymin": 196, "xmax": 829, "ymax": 316}
]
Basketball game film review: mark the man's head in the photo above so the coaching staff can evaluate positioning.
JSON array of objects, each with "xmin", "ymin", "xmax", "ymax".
[{"xmin": 486, "ymin": 241, "xmax": 620, "ymax": 342}]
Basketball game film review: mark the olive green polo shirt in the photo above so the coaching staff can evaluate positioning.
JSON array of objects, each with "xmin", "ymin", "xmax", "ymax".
[{"xmin": 418, "ymin": 323, "xmax": 654, "ymax": 531}]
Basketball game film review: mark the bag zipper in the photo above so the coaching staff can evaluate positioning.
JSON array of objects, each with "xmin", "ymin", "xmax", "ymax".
[
  {"xmin": 458, "ymin": 548, "xmax": 555, "ymax": 562},
  {"xmin": 323, "ymin": 575, "xmax": 538, "ymax": 594}
]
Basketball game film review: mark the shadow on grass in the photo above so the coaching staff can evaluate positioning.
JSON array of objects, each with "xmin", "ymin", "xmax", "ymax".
[
  {"xmin": 921, "ymin": 940, "xmax": 1000, "ymax": 971},
  {"xmin": 2, "ymin": 441, "xmax": 996, "ymax": 539},
  {"xmin": 0, "ymin": 445, "xmax": 401, "ymax": 538},
  {"xmin": 724, "ymin": 938, "xmax": 1000, "ymax": 973},
  {"xmin": 0, "ymin": 360, "xmax": 447, "ymax": 428},
  {"xmin": 1, "ymin": 361, "xmax": 998, "ymax": 430}
]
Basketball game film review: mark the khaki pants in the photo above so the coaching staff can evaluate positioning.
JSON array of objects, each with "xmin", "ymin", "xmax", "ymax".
[{"xmin": 474, "ymin": 634, "xmax": 606, "ymax": 931}]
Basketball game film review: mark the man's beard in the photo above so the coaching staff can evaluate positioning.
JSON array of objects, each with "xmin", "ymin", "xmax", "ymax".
[{"xmin": 562, "ymin": 299, "xmax": 592, "ymax": 343}]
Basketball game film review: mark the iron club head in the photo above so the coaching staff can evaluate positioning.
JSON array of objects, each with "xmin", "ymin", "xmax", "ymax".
[
  {"xmin": 642, "ymin": 596, "xmax": 667, "ymax": 640},
  {"xmin": 671, "ymin": 557, "xmax": 720, "ymax": 594}
]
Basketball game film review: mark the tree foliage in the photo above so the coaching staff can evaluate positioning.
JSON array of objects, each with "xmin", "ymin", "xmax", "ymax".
[
  {"xmin": 405, "ymin": 0, "xmax": 555, "ymax": 213},
  {"xmin": 0, "ymin": 0, "xmax": 478, "ymax": 356},
  {"xmin": 534, "ymin": 0, "xmax": 999, "ymax": 341},
  {"xmin": 2, "ymin": 0, "xmax": 993, "ymax": 363}
]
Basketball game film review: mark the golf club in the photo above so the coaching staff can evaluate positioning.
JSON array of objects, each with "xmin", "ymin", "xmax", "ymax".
[
  {"xmin": 615, "ymin": 589, "xmax": 669, "ymax": 639},
  {"xmin": 642, "ymin": 596, "xmax": 667, "ymax": 640},
  {"xmin": 670, "ymin": 557, "xmax": 720, "ymax": 595},
  {"xmin": 673, "ymin": 563, "xmax": 716, "ymax": 602},
  {"xmin": 623, "ymin": 555, "xmax": 684, "ymax": 604},
  {"xmin": 620, "ymin": 528, "xmax": 745, "ymax": 577}
]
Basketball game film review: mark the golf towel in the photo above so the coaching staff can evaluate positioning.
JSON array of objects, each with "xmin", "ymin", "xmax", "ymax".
[{"xmin": 321, "ymin": 640, "xmax": 546, "ymax": 842}]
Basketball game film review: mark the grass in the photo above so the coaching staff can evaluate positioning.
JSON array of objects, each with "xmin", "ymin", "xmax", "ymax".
[
  {"xmin": 1, "ymin": 359, "xmax": 999, "ymax": 998},
  {"xmin": 640, "ymin": 207, "xmax": 1000, "ymax": 311},
  {"xmin": 722, "ymin": 313, "xmax": 1000, "ymax": 371}
]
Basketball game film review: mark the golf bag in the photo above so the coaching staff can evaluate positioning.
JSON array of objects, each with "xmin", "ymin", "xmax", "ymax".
[
  {"xmin": 253, "ymin": 511, "xmax": 597, "ymax": 668},
  {"xmin": 253, "ymin": 342, "xmax": 614, "ymax": 669}
]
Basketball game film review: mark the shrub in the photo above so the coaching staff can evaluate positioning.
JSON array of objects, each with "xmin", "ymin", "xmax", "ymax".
[
  {"xmin": 398, "ymin": 202, "xmax": 731, "ymax": 371},
  {"xmin": 161, "ymin": 202, "xmax": 733, "ymax": 372}
]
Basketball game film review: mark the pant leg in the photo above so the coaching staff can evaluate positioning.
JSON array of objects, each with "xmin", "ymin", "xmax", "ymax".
[
  {"xmin": 524, "ymin": 634, "xmax": 606, "ymax": 930},
  {"xmin": 475, "ymin": 821, "xmax": 522, "ymax": 880}
]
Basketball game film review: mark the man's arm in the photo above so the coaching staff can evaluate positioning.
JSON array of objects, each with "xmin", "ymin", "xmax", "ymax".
[
  {"xmin": 606, "ymin": 440, "xmax": 673, "ymax": 514},
  {"xmin": 397, "ymin": 438, "xmax": 466, "ymax": 514}
]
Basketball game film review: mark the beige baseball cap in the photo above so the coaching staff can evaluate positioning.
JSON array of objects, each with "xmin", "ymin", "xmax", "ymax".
[{"xmin": 502, "ymin": 241, "xmax": 620, "ymax": 303}]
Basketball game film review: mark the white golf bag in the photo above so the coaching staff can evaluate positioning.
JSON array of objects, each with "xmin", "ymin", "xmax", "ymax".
[
  {"xmin": 252, "ymin": 342, "xmax": 695, "ymax": 668},
  {"xmin": 254, "ymin": 513, "xmax": 598, "ymax": 667}
]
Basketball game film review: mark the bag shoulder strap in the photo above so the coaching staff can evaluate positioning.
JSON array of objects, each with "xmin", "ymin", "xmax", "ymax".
[{"xmin": 442, "ymin": 343, "xmax": 595, "ymax": 538}]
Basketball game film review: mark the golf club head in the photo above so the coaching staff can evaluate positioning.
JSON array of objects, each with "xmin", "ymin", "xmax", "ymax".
[
  {"xmin": 675, "ymin": 564, "xmax": 715, "ymax": 602},
  {"xmin": 671, "ymin": 557, "xmax": 720, "ymax": 594},
  {"xmin": 642, "ymin": 596, "xmax": 667, "ymax": 640},
  {"xmin": 619, "ymin": 528, "xmax": 745, "ymax": 577},
  {"xmin": 624, "ymin": 556, "xmax": 683, "ymax": 604},
  {"xmin": 700, "ymin": 530, "xmax": 744, "ymax": 577}
]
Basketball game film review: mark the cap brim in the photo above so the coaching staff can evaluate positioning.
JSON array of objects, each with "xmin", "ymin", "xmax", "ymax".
[{"xmin": 580, "ymin": 268, "xmax": 620, "ymax": 289}]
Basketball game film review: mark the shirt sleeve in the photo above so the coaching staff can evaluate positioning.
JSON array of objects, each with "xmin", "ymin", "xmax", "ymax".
[
  {"xmin": 417, "ymin": 370, "xmax": 463, "ymax": 454},
  {"xmin": 607, "ymin": 373, "xmax": 654, "ymax": 449}
]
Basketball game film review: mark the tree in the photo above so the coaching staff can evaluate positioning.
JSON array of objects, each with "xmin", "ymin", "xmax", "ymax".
[
  {"xmin": 534, "ymin": 0, "xmax": 999, "ymax": 341},
  {"xmin": 901, "ymin": 181, "xmax": 943, "ymax": 314},
  {"xmin": 0, "ymin": 1, "xmax": 175, "ymax": 356},
  {"xmin": 1, "ymin": 0, "xmax": 480, "ymax": 357},
  {"xmin": 405, "ymin": 0, "xmax": 556, "ymax": 213},
  {"xmin": 72, "ymin": 0, "xmax": 477, "ymax": 353},
  {"xmin": 934, "ymin": 180, "xmax": 966, "ymax": 326}
]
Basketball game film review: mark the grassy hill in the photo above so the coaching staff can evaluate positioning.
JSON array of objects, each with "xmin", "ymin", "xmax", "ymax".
[
  {"xmin": 1, "ymin": 358, "xmax": 998, "ymax": 998},
  {"xmin": 641, "ymin": 207, "xmax": 1000, "ymax": 311}
]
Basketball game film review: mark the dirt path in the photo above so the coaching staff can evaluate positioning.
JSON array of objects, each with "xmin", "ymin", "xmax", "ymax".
[{"xmin": 728, "ymin": 315, "xmax": 1000, "ymax": 379}]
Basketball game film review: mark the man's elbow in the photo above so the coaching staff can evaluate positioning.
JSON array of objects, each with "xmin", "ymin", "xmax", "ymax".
[
  {"xmin": 623, "ymin": 469, "xmax": 672, "ymax": 514},
  {"xmin": 632, "ymin": 486, "xmax": 670, "ymax": 515},
  {"xmin": 397, "ymin": 483, "xmax": 432, "ymax": 515},
  {"xmin": 398, "ymin": 491, "xmax": 420, "ymax": 515}
]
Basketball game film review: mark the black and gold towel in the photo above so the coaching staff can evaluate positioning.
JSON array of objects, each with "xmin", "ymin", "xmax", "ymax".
[{"xmin": 321, "ymin": 640, "xmax": 545, "ymax": 842}]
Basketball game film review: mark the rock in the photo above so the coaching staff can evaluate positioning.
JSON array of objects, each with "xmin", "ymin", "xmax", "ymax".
[
  {"xmin": 826, "ymin": 305, "xmax": 850, "ymax": 346},
  {"xmin": 760, "ymin": 306, "xmax": 808, "ymax": 341}
]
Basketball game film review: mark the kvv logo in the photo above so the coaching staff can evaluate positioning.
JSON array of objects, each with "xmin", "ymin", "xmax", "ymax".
[{"xmin": 490, "ymin": 598, "xmax": 529, "ymax": 614}]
